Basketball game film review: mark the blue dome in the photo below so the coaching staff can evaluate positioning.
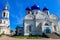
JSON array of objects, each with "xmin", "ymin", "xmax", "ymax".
[
  {"xmin": 31, "ymin": 5, "xmax": 40, "ymax": 10},
  {"xmin": 25, "ymin": 7, "xmax": 31, "ymax": 11},
  {"xmin": 43, "ymin": 7, "xmax": 48, "ymax": 11}
]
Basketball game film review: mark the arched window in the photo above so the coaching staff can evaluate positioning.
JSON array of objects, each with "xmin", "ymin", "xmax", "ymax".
[
  {"xmin": 0, "ymin": 20, "xmax": 2, "ymax": 23},
  {"xmin": 0, "ymin": 28, "xmax": 1, "ymax": 32},
  {"xmin": 36, "ymin": 11, "xmax": 38, "ymax": 14},
  {"xmin": 3, "ymin": 12, "xmax": 5, "ymax": 17},
  {"xmin": 46, "ymin": 12, "xmax": 48, "ymax": 15},
  {"xmin": 4, "ymin": 21, "xmax": 5, "ymax": 24},
  {"xmin": 32, "ymin": 13, "xmax": 33, "ymax": 15},
  {"xmin": 45, "ymin": 23, "xmax": 49, "ymax": 26},
  {"xmin": 44, "ymin": 11, "xmax": 48, "ymax": 15},
  {"xmin": 29, "ymin": 25, "xmax": 31, "ymax": 32},
  {"xmin": 26, "ymin": 11, "xmax": 30, "ymax": 14}
]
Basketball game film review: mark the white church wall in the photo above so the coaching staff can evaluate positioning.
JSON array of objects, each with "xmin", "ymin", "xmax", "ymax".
[
  {"xmin": 24, "ymin": 20, "xmax": 36, "ymax": 35},
  {"xmin": 36, "ymin": 19, "xmax": 44, "ymax": 35},
  {"xmin": 32, "ymin": 10, "xmax": 40, "ymax": 15},
  {"xmin": 56, "ymin": 21, "xmax": 60, "ymax": 34},
  {"xmin": 0, "ymin": 4, "xmax": 10, "ymax": 35},
  {"xmin": 24, "ymin": 4, "xmax": 59, "ymax": 36},
  {"xmin": 0, "ymin": 19, "xmax": 10, "ymax": 27},
  {"xmin": 25, "ymin": 14, "xmax": 34, "ymax": 20},
  {"xmin": 51, "ymin": 22, "xmax": 58, "ymax": 33},
  {"xmin": 0, "ymin": 27, "xmax": 3, "ymax": 34},
  {"xmin": 36, "ymin": 12, "xmax": 47, "ymax": 19}
]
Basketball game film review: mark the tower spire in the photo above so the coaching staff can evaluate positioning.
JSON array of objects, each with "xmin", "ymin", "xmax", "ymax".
[{"xmin": 5, "ymin": 2, "xmax": 8, "ymax": 10}]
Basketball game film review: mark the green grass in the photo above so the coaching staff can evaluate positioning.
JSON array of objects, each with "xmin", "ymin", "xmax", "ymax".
[{"xmin": 14, "ymin": 36, "xmax": 41, "ymax": 39}]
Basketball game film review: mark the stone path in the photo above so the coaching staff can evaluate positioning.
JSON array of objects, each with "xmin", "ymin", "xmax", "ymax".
[{"xmin": 0, "ymin": 35, "xmax": 60, "ymax": 40}]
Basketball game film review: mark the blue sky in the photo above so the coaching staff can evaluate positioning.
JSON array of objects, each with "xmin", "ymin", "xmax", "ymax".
[{"xmin": 0, "ymin": 0, "xmax": 60, "ymax": 31}]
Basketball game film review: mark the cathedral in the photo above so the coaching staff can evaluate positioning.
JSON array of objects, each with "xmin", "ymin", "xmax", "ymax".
[
  {"xmin": 24, "ymin": 4, "xmax": 59, "ymax": 36},
  {"xmin": 0, "ymin": 4, "xmax": 10, "ymax": 35}
]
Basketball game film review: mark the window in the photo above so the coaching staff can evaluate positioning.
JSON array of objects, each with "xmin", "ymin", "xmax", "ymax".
[
  {"xmin": 27, "ymin": 11, "xmax": 30, "ymax": 14},
  {"xmin": 0, "ymin": 20, "xmax": 2, "ymax": 23},
  {"xmin": 47, "ymin": 12, "xmax": 48, "ymax": 15},
  {"xmin": 3, "ymin": 12, "xmax": 5, "ymax": 17},
  {"xmin": 36, "ymin": 11, "xmax": 38, "ymax": 14},
  {"xmin": 0, "ymin": 28, "xmax": 1, "ymax": 32},
  {"xmin": 29, "ymin": 25, "xmax": 31, "ymax": 32},
  {"xmin": 19, "ymin": 29, "xmax": 22, "ymax": 31},
  {"xmin": 6, "ymin": 13, "xmax": 8, "ymax": 18},
  {"xmin": 45, "ymin": 11, "xmax": 48, "ymax": 15},
  {"xmin": 28, "ymin": 11, "xmax": 30, "ymax": 14},
  {"xmin": 4, "ymin": 21, "xmax": 5, "ymax": 24},
  {"xmin": 19, "ymin": 33, "xmax": 22, "ymax": 35},
  {"xmin": 45, "ymin": 23, "xmax": 49, "ymax": 26}
]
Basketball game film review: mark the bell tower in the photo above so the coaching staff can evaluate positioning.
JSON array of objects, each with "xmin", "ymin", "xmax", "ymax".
[
  {"xmin": 0, "ymin": 3, "xmax": 10, "ymax": 35},
  {"xmin": 2, "ymin": 3, "xmax": 9, "ymax": 19}
]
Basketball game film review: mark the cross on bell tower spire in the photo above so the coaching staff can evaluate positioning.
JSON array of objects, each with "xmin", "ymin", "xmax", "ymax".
[{"xmin": 4, "ymin": 2, "xmax": 8, "ymax": 10}]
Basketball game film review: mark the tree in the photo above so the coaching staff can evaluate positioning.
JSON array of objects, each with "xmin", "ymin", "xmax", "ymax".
[{"xmin": 10, "ymin": 30, "xmax": 13, "ymax": 33}]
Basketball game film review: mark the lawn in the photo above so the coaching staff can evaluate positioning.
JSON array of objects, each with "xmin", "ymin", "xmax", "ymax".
[{"xmin": 14, "ymin": 36, "xmax": 42, "ymax": 39}]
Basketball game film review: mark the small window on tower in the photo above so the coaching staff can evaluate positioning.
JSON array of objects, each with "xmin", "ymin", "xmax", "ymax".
[
  {"xmin": 32, "ymin": 13, "xmax": 33, "ymax": 15},
  {"xmin": 47, "ymin": 12, "xmax": 48, "ymax": 15},
  {"xmin": 0, "ymin": 28, "xmax": 1, "ymax": 32},
  {"xmin": 3, "ymin": 12, "xmax": 5, "ymax": 17},
  {"xmin": 0, "ymin": 20, "xmax": 2, "ymax": 23},
  {"xmin": 29, "ymin": 25, "xmax": 31, "ymax": 32},
  {"xmin": 28, "ymin": 11, "xmax": 30, "ymax": 14},
  {"xmin": 36, "ymin": 11, "xmax": 38, "ymax": 14},
  {"xmin": 4, "ymin": 21, "xmax": 5, "ymax": 24}
]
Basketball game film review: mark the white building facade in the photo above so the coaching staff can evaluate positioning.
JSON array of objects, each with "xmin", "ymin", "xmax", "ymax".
[
  {"xmin": 0, "ymin": 4, "xmax": 10, "ymax": 35},
  {"xmin": 24, "ymin": 5, "xmax": 59, "ymax": 36}
]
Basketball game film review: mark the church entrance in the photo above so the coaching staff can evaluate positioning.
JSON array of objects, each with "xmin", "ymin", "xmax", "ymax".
[
  {"xmin": 44, "ymin": 23, "xmax": 51, "ymax": 33},
  {"xmin": 45, "ymin": 27, "xmax": 51, "ymax": 33}
]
